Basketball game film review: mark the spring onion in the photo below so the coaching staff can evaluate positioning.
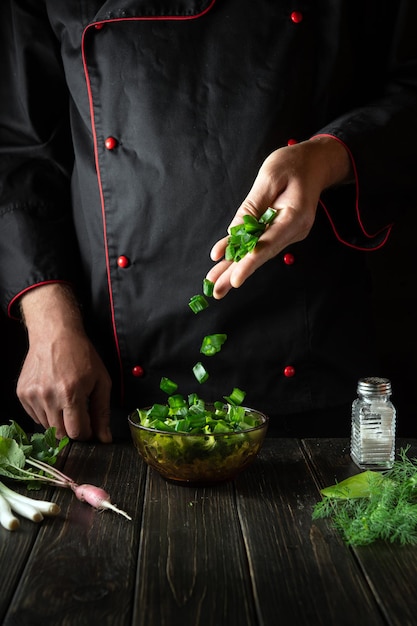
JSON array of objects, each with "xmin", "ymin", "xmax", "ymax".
[
  {"xmin": 259, "ymin": 206, "xmax": 278, "ymax": 225},
  {"xmin": 203, "ymin": 278, "xmax": 215, "ymax": 297},
  {"xmin": 200, "ymin": 333, "xmax": 227, "ymax": 356},
  {"xmin": 223, "ymin": 387, "xmax": 246, "ymax": 406},
  {"xmin": 136, "ymin": 388, "xmax": 261, "ymax": 435},
  {"xmin": 0, "ymin": 421, "xmax": 131, "ymax": 524},
  {"xmin": 173, "ymin": 211, "xmax": 276, "ymax": 437},
  {"xmin": 225, "ymin": 207, "xmax": 278, "ymax": 262},
  {"xmin": 0, "ymin": 493, "xmax": 20, "ymax": 531},
  {"xmin": 160, "ymin": 377, "xmax": 178, "ymax": 395},
  {"xmin": 0, "ymin": 480, "xmax": 60, "ymax": 518},
  {"xmin": 193, "ymin": 362, "xmax": 209, "ymax": 384},
  {"xmin": 188, "ymin": 294, "xmax": 209, "ymax": 314}
]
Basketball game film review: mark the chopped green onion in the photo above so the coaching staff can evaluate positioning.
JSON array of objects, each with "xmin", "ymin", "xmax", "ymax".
[
  {"xmin": 192, "ymin": 362, "xmax": 209, "ymax": 384},
  {"xmin": 188, "ymin": 392, "xmax": 199, "ymax": 405},
  {"xmin": 188, "ymin": 294, "xmax": 209, "ymax": 314},
  {"xmin": 135, "ymin": 386, "xmax": 264, "ymax": 435},
  {"xmin": 259, "ymin": 207, "xmax": 277, "ymax": 225},
  {"xmin": 167, "ymin": 394, "xmax": 187, "ymax": 410},
  {"xmin": 225, "ymin": 208, "xmax": 278, "ymax": 262},
  {"xmin": 227, "ymin": 404, "xmax": 246, "ymax": 423},
  {"xmin": 203, "ymin": 278, "xmax": 214, "ymax": 297},
  {"xmin": 212, "ymin": 420, "xmax": 231, "ymax": 433},
  {"xmin": 188, "ymin": 397, "xmax": 206, "ymax": 413},
  {"xmin": 149, "ymin": 419, "xmax": 176, "ymax": 432},
  {"xmin": 223, "ymin": 387, "xmax": 246, "ymax": 406},
  {"xmin": 160, "ymin": 377, "xmax": 178, "ymax": 395},
  {"xmin": 200, "ymin": 333, "xmax": 227, "ymax": 356},
  {"xmin": 174, "ymin": 418, "xmax": 191, "ymax": 432},
  {"xmin": 242, "ymin": 214, "xmax": 266, "ymax": 234},
  {"xmin": 147, "ymin": 404, "xmax": 170, "ymax": 419}
]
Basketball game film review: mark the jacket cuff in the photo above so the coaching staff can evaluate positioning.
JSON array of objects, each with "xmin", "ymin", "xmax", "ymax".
[{"xmin": 310, "ymin": 133, "xmax": 392, "ymax": 251}]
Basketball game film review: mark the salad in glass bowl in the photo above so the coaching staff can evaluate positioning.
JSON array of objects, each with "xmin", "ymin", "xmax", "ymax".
[{"xmin": 128, "ymin": 390, "xmax": 268, "ymax": 485}]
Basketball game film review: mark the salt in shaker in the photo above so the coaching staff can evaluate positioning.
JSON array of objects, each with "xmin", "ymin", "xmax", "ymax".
[{"xmin": 350, "ymin": 376, "xmax": 396, "ymax": 470}]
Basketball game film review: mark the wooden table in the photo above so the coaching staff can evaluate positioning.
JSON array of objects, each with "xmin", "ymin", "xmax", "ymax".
[{"xmin": 1, "ymin": 437, "xmax": 417, "ymax": 626}]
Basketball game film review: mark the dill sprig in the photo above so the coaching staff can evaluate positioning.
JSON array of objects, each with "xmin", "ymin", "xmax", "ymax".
[{"xmin": 312, "ymin": 447, "xmax": 417, "ymax": 545}]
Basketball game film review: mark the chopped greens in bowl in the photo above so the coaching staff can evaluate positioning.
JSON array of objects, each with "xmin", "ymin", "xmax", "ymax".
[{"xmin": 128, "ymin": 393, "xmax": 269, "ymax": 485}]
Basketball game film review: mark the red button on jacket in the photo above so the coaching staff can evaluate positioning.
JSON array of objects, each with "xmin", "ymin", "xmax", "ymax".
[
  {"xmin": 283, "ymin": 366, "xmax": 296, "ymax": 378},
  {"xmin": 283, "ymin": 253, "xmax": 295, "ymax": 266},
  {"xmin": 105, "ymin": 136, "xmax": 118, "ymax": 150},
  {"xmin": 290, "ymin": 11, "xmax": 303, "ymax": 23},
  {"xmin": 117, "ymin": 255, "xmax": 130, "ymax": 268}
]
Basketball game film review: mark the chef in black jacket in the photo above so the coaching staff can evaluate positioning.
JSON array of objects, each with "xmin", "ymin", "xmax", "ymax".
[{"xmin": 1, "ymin": 0, "xmax": 416, "ymax": 441}]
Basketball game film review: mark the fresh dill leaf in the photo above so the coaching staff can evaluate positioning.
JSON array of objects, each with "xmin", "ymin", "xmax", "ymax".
[{"xmin": 313, "ymin": 446, "xmax": 417, "ymax": 545}]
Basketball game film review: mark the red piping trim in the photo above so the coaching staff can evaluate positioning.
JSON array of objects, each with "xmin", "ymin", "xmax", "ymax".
[
  {"xmin": 311, "ymin": 133, "xmax": 393, "ymax": 251},
  {"xmin": 81, "ymin": 2, "xmax": 217, "ymax": 400},
  {"xmin": 8, "ymin": 280, "xmax": 72, "ymax": 320}
]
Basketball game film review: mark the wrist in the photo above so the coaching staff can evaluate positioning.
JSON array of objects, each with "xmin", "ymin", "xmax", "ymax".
[
  {"xmin": 19, "ymin": 283, "xmax": 84, "ymax": 336},
  {"xmin": 308, "ymin": 134, "xmax": 354, "ymax": 188}
]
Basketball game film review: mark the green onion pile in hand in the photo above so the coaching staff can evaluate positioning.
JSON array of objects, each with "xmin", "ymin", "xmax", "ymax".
[
  {"xmin": 188, "ymin": 208, "xmax": 278, "ymax": 314},
  {"xmin": 225, "ymin": 207, "xmax": 277, "ymax": 262},
  {"xmin": 313, "ymin": 447, "xmax": 417, "ymax": 545}
]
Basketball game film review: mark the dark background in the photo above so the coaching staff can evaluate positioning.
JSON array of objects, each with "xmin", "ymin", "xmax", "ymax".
[
  {"xmin": 367, "ymin": 215, "xmax": 417, "ymax": 436},
  {"xmin": 1, "ymin": 217, "xmax": 416, "ymax": 436}
]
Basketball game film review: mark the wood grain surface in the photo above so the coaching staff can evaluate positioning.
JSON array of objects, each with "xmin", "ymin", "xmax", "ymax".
[{"xmin": 2, "ymin": 438, "xmax": 417, "ymax": 626}]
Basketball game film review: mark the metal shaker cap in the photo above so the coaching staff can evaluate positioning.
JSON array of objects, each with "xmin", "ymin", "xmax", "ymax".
[{"xmin": 357, "ymin": 377, "xmax": 392, "ymax": 396}]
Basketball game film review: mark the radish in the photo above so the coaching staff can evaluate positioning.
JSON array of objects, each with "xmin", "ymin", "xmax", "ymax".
[
  {"xmin": 0, "ymin": 421, "xmax": 131, "ymax": 528},
  {"xmin": 72, "ymin": 484, "xmax": 132, "ymax": 520},
  {"xmin": 25, "ymin": 458, "xmax": 132, "ymax": 520}
]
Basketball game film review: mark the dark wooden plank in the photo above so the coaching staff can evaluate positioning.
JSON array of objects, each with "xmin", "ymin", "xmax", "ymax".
[
  {"xmin": 235, "ymin": 438, "xmax": 385, "ymax": 626},
  {"xmin": 303, "ymin": 437, "xmax": 417, "ymax": 626},
  {"xmin": 0, "ymin": 496, "xmax": 47, "ymax": 622},
  {"xmin": 2, "ymin": 441, "xmax": 147, "ymax": 626},
  {"xmin": 133, "ymin": 470, "xmax": 257, "ymax": 626}
]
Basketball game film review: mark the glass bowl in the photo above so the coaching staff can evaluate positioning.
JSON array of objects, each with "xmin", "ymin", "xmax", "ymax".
[{"xmin": 128, "ymin": 405, "xmax": 269, "ymax": 485}]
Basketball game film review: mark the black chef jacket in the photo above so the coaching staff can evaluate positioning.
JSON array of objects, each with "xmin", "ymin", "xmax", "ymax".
[{"xmin": 1, "ymin": 0, "xmax": 417, "ymax": 437}]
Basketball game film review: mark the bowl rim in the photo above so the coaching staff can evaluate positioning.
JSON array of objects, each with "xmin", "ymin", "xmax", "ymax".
[{"xmin": 128, "ymin": 405, "xmax": 269, "ymax": 437}]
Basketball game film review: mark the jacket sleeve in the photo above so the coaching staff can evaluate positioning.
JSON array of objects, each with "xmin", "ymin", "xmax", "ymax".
[
  {"xmin": 313, "ymin": 0, "xmax": 417, "ymax": 248},
  {"xmin": 0, "ymin": 1, "xmax": 79, "ymax": 317}
]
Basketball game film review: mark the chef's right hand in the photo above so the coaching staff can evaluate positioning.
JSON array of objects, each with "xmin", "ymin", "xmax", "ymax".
[{"xmin": 207, "ymin": 136, "xmax": 353, "ymax": 298}]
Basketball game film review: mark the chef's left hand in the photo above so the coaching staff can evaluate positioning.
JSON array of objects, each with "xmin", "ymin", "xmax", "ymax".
[{"xmin": 206, "ymin": 136, "xmax": 352, "ymax": 299}]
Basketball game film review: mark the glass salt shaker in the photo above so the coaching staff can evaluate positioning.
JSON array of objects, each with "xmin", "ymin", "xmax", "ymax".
[{"xmin": 350, "ymin": 376, "xmax": 396, "ymax": 470}]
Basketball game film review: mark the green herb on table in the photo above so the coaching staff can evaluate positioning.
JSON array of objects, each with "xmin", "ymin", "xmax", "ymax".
[
  {"xmin": 0, "ymin": 421, "xmax": 68, "ymax": 529},
  {"xmin": 313, "ymin": 447, "xmax": 417, "ymax": 545},
  {"xmin": 0, "ymin": 421, "xmax": 131, "ymax": 530},
  {"xmin": 0, "ymin": 420, "xmax": 68, "ymax": 484}
]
